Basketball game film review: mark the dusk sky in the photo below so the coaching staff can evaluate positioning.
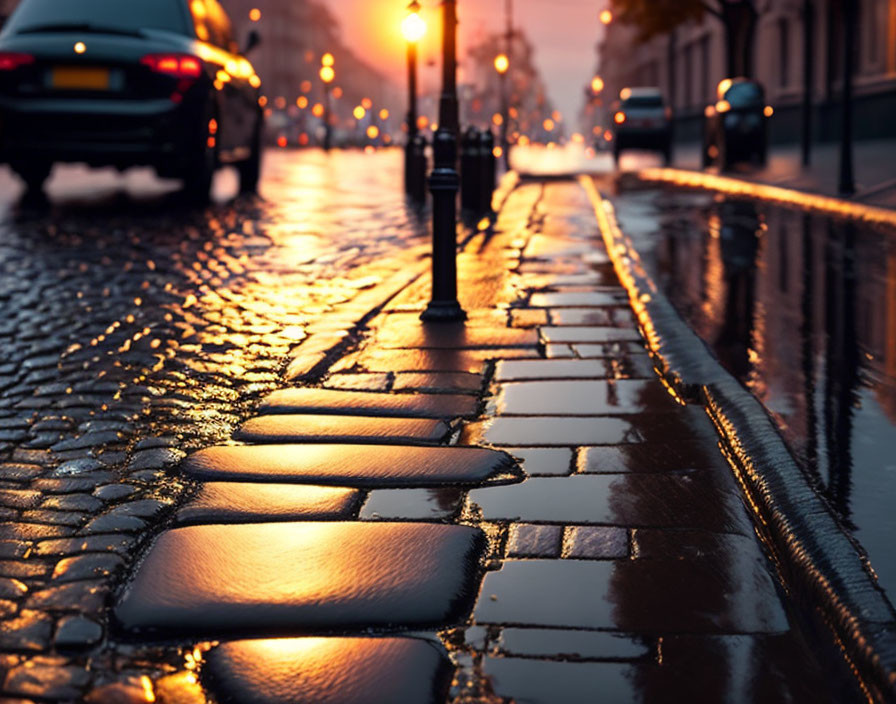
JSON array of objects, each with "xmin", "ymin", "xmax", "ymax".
[{"xmin": 329, "ymin": 0, "xmax": 608, "ymax": 130}]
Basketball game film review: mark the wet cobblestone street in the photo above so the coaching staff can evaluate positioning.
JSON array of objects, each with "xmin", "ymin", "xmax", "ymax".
[
  {"xmin": 0, "ymin": 150, "xmax": 431, "ymax": 701},
  {"xmin": 0, "ymin": 150, "xmax": 873, "ymax": 703}
]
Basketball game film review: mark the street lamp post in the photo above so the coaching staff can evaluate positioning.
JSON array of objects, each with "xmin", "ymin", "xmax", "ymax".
[
  {"xmin": 320, "ymin": 54, "xmax": 335, "ymax": 152},
  {"xmin": 402, "ymin": 1, "xmax": 425, "ymax": 198},
  {"xmin": 495, "ymin": 53, "xmax": 510, "ymax": 170},
  {"xmin": 421, "ymin": 0, "xmax": 466, "ymax": 323}
]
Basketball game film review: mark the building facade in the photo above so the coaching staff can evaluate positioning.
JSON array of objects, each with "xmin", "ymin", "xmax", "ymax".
[{"xmin": 595, "ymin": 0, "xmax": 896, "ymax": 143}]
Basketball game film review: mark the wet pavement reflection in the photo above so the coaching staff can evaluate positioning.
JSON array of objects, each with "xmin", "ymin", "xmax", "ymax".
[{"xmin": 610, "ymin": 181, "xmax": 896, "ymax": 601}]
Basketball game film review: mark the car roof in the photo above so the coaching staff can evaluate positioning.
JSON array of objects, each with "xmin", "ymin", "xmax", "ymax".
[
  {"xmin": 621, "ymin": 87, "xmax": 662, "ymax": 100},
  {"xmin": 717, "ymin": 77, "xmax": 763, "ymax": 99}
]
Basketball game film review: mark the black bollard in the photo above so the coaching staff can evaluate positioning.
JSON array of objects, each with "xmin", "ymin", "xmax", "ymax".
[
  {"xmin": 421, "ymin": 128, "xmax": 466, "ymax": 322},
  {"xmin": 480, "ymin": 129, "xmax": 496, "ymax": 213},
  {"xmin": 460, "ymin": 127, "xmax": 480, "ymax": 213},
  {"xmin": 409, "ymin": 134, "xmax": 428, "ymax": 204}
]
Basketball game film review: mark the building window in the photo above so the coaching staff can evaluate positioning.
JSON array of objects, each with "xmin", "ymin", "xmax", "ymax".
[
  {"xmin": 700, "ymin": 35, "xmax": 711, "ymax": 104},
  {"xmin": 684, "ymin": 43, "xmax": 693, "ymax": 108},
  {"xmin": 866, "ymin": 0, "xmax": 887, "ymax": 68},
  {"xmin": 779, "ymin": 18, "xmax": 790, "ymax": 88}
]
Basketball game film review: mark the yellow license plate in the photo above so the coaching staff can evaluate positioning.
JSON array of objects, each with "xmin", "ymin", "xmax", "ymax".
[{"xmin": 52, "ymin": 67, "xmax": 110, "ymax": 90}]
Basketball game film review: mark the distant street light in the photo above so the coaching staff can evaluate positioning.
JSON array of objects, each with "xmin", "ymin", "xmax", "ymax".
[
  {"xmin": 422, "ymin": 0, "xmax": 466, "ymax": 322},
  {"xmin": 591, "ymin": 76, "xmax": 604, "ymax": 94},
  {"xmin": 495, "ymin": 53, "xmax": 510, "ymax": 169},
  {"xmin": 319, "ymin": 57, "xmax": 335, "ymax": 151},
  {"xmin": 403, "ymin": 1, "xmax": 425, "ymax": 199},
  {"xmin": 600, "ymin": 9, "xmax": 613, "ymax": 25}
]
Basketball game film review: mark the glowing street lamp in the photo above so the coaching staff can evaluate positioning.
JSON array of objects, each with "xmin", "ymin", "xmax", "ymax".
[
  {"xmin": 401, "ymin": 3, "xmax": 426, "ymax": 43},
  {"xmin": 403, "ymin": 1, "xmax": 426, "ymax": 200},
  {"xmin": 600, "ymin": 9, "xmax": 613, "ymax": 25},
  {"xmin": 591, "ymin": 76, "xmax": 604, "ymax": 94},
  {"xmin": 319, "ymin": 56, "xmax": 335, "ymax": 151},
  {"xmin": 494, "ymin": 53, "xmax": 509, "ymax": 75}
]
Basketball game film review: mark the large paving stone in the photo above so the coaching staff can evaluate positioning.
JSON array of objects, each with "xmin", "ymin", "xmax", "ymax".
[
  {"xmin": 462, "ymin": 416, "xmax": 640, "ymax": 447},
  {"xmin": 481, "ymin": 634, "xmax": 836, "ymax": 704},
  {"xmin": 258, "ymin": 388, "xmax": 478, "ymax": 420},
  {"xmin": 508, "ymin": 448, "xmax": 573, "ymax": 476},
  {"xmin": 495, "ymin": 359, "xmax": 613, "ymax": 381},
  {"xmin": 529, "ymin": 292, "xmax": 627, "ymax": 308},
  {"xmin": 468, "ymin": 475, "xmax": 748, "ymax": 532},
  {"xmin": 334, "ymin": 347, "xmax": 539, "ymax": 374},
  {"xmin": 392, "ymin": 372, "xmax": 484, "ymax": 394},
  {"xmin": 174, "ymin": 483, "xmax": 361, "ymax": 525},
  {"xmin": 497, "ymin": 628, "xmax": 650, "ymax": 660},
  {"xmin": 462, "ymin": 407, "xmax": 713, "ymax": 447},
  {"xmin": 182, "ymin": 444, "xmax": 517, "ymax": 487},
  {"xmin": 203, "ymin": 637, "xmax": 451, "ymax": 704},
  {"xmin": 492, "ymin": 380, "xmax": 680, "ymax": 416},
  {"xmin": 374, "ymin": 324, "xmax": 538, "ymax": 350},
  {"xmin": 115, "ymin": 522, "xmax": 485, "ymax": 636},
  {"xmin": 539, "ymin": 327, "xmax": 642, "ymax": 344},
  {"xmin": 475, "ymin": 559, "xmax": 788, "ymax": 634},
  {"xmin": 234, "ymin": 415, "xmax": 450, "ymax": 445},
  {"xmin": 361, "ymin": 489, "xmax": 464, "ymax": 521}
]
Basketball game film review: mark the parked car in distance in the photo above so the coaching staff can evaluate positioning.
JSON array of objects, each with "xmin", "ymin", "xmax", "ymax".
[
  {"xmin": 703, "ymin": 78, "xmax": 772, "ymax": 169},
  {"xmin": 611, "ymin": 87, "xmax": 672, "ymax": 166},
  {"xmin": 0, "ymin": 0, "xmax": 264, "ymax": 202}
]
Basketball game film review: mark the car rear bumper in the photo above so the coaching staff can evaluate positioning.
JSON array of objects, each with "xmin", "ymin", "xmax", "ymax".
[
  {"xmin": 0, "ymin": 96, "xmax": 199, "ymax": 169},
  {"xmin": 615, "ymin": 127, "xmax": 671, "ymax": 150}
]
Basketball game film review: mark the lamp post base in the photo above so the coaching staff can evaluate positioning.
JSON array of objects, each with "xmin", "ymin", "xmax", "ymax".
[{"xmin": 421, "ymin": 300, "xmax": 467, "ymax": 323}]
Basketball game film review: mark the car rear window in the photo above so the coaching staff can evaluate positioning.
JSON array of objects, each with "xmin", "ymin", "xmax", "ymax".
[
  {"xmin": 725, "ymin": 83, "xmax": 764, "ymax": 106},
  {"xmin": 3, "ymin": 0, "xmax": 189, "ymax": 36},
  {"xmin": 622, "ymin": 96, "xmax": 663, "ymax": 109}
]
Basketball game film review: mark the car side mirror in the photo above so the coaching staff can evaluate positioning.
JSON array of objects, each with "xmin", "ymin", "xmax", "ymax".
[{"xmin": 244, "ymin": 29, "xmax": 261, "ymax": 55}]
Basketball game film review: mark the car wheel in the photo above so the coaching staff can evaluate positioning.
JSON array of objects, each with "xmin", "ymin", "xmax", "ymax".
[
  {"xmin": 238, "ymin": 114, "xmax": 262, "ymax": 195},
  {"xmin": 14, "ymin": 161, "xmax": 52, "ymax": 195}
]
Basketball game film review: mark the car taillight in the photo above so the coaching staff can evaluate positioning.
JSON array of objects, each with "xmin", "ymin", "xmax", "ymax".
[
  {"xmin": 0, "ymin": 53, "xmax": 35, "ymax": 71},
  {"xmin": 614, "ymin": 112, "xmax": 626, "ymax": 125},
  {"xmin": 141, "ymin": 54, "xmax": 202, "ymax": 79}
]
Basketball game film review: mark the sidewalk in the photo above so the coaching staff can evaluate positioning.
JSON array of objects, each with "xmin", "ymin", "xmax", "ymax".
[
  {"xmin": 673, "ymin": 138, "xmax": 896, "ymax": 208},
  {"xmin": 102, "ymin": 178, "xmax": 839, "ymax": 703}
]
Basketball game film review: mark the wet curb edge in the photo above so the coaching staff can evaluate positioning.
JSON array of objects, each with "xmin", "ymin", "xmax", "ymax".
[
  {"xmin": 580, "ymin": 175, "xmax": 896, "ymax": 702},
  {"xmin": 636, "ymin": 167, "xmax": 896, "ymax": 231}
]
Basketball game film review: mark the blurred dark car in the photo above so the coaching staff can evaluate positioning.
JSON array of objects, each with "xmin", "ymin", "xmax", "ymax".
[
  {"xmin": 702, "ymin": 78, "xmax": 772, "ymax": 169},
  {"xmin": 611, "ymin": 87, "xmax": 672, "ymax": 166},
  {"xmin": 0, "ymin": 0, "xmax": 263, "ymax": 201}
]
